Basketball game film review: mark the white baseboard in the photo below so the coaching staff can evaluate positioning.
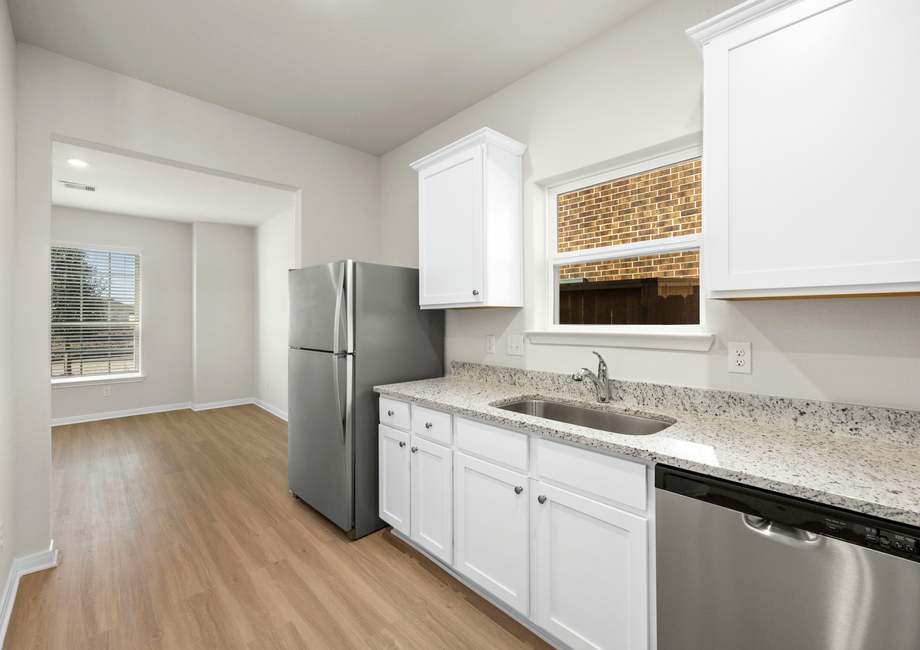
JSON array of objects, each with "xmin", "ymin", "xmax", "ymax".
[
  {"xmin": 51, "ymin": 402, "xmax": 192, "ymax": 427},
  {"xmin": 190, "ymin": 398, "xmax": 254, "ymax": 412},
  {"xmin": 0, "ymin": 541, "xmax": 58, "ymax": 648},
  {"xmin": 254, "ymin": 399, "xmax": 288, "ymax": 421}
]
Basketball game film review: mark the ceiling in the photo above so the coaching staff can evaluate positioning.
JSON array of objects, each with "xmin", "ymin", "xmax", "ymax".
[
  {"xmin": 52, "ymin": 142, "xmax": 296, "ymax": 226},
  {"xmin": 10, "ymin": 0, "xmax": 659, "ymax": 156}
]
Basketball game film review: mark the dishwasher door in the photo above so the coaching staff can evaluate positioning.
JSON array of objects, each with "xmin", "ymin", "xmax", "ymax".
[{"xmin": 656, "ymin": 474, "xmax": 920, "ymax": 650}]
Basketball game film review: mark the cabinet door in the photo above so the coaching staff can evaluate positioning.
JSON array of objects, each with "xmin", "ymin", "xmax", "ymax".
[
  {"xmin": 410, "ymin": 436, "xmax": 452, "ymax": 564},
  {"xmin": 703, "ymin": 0, "xmax": 920, "ymax": 298},
  {"xmin": 532, "ymin": 481, "xmax": 648, "ymax": 650},
  {"xmin": 418, "ymin": 145, "xmax": 484, "ymax": 307},
  {"xmin": 454, "ymin": 453, "xmax": 529, "ymax": 616},
  {"xmin": 378, "ymin": 425, "xmax": 410, "ymax": 536}
]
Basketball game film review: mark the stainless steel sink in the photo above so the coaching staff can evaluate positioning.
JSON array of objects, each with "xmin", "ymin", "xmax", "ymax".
[{"xmin": 496, "ymin": 399, "xmax": 672, "ymax": 436}]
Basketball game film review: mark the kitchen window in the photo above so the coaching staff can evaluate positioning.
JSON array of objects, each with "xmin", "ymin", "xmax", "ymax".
[
  {"xmin": 51, "ymin": 245, "xmax": 141, "ymax": 382},
  {"xmin": 528, "ymin": 144, "xmax": 713, "ymax": 351}
]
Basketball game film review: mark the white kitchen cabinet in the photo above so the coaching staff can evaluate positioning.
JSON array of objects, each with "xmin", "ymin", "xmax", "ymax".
[
  {"xmin": 690, "ymin": 0, "xmax": 920, "ymax": 299},
  {"xmin": 454, "ymin": 452, "xmax": 530, "ymax": 616},
  {"xmin": 378, "ymin": 424, "xmax": 410, "ymax": 536},
  {"xmin": 532, "ymin": 480, "xmax": 649, "ymax": 650},
  {"xmin": 410, "ymin": 435, "xmax": 453, "ymax": 564},
  {"xmin": 411, "ymin": 128, "xmax": 527, "ymax": 309}
]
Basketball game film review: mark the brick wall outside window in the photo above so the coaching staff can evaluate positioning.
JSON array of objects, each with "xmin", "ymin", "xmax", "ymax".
[{"xmin": 557, "ymin": 158, "xmax": 702, "ymax": 282}]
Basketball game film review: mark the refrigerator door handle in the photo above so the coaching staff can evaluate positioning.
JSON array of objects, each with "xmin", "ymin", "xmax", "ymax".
[
  {"xmin": 332, "ymin": 353, "xmax": 347, "ymax": 445},
  {"xmin": 332, "ymin": 262, "xmax": 346, "ymax": 353}
]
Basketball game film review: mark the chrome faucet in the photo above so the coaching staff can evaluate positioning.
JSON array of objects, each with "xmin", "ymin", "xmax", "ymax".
[{"xmin": 573, "ymin": 351, "xmax": 611, "ymax": 403}]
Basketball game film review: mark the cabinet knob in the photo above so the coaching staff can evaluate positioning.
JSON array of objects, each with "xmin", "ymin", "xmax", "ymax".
[
  {"xmin": 514, "ymin": 486, "xmax": 523, "ymax": 495},
  {"xmin": 537, "ymin": 495, "xmax": 547, "ymax": 504},
  {"xmin": 399, "ymin": 441, "xmax": 406, "ymax": 448},
  {"xmin": 387, "ymin": 410, "xmax": 395, "ymax": 416},
  {"xmin": 425, "ymin": 422, "xmax": 433, "ymax": 429},
  {"xmin": 472, "ymin": 289, "xmax": 479, "ymax": 296},
  {"xmin": 411, "ymin": 446, "xmax": 418, "ymax": 453}
]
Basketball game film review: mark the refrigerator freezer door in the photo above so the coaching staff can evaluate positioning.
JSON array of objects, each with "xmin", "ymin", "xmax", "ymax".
[
  {"xmin": 288, "ymin": 261, "xmax": 352, "ymax": 353},
  {"xmin": 288, "ymin": 348, "xmax": 354, "ymax": 531}
]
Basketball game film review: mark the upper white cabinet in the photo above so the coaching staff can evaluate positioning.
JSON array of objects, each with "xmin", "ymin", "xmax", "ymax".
[
  {"xmin": 690, "ymin": 0, "xmax": 920, "ymax": 299},
  {"xmin": 411, "ymin": 128, "xmax": 527, "ymax": 309}
]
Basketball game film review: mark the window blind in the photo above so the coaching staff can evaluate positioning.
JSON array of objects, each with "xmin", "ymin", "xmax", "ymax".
[{"xmin": 51, "ymin": 246, "xmax": 141, "ymax": 378}]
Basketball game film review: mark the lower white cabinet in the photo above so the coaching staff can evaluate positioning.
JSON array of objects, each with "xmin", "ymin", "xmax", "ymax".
[
  {"xmin": 410, "ymin": 436, "xmax": 453, "ymax": 564},
  {"xmin": 454, "ymin": 452, "xmax": 530, "ymax": 615},
  {"xmin": 380, "ymin": 402, "xmax": 652, "ymax": 650},
  {"xmin": 378, "ymin": 423, "xmax": 452, "ymax": 564},
  {"xmin": 379, "ymin": 424, "xmax": 410, "ymax": 536},
  {"xmin": 532, "ymin": 480, "xmax": 649, "ymax": 650}
]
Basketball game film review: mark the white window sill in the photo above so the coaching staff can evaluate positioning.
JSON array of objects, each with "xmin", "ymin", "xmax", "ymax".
[
  {"xmin": 51, "ymin": 373, "xmax": 145, "ymax": 389},
  {"xmin": 524, "ymin": 328, "xmax": 714, "ymax": 352}
]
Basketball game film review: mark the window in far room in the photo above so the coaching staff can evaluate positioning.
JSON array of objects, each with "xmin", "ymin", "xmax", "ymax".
[
  {"xmin": 50, "ymin": 245, "xmax": 141, "ymax": 380},
  {"xmin": 549, "ymin": 152, "xmax": 702, "ymax": 326}
]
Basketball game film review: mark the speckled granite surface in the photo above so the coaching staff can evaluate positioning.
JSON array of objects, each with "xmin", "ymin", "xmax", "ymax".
[{"xmin": 376, "ymin": 364, "xmax": 920, "ymax": 528}]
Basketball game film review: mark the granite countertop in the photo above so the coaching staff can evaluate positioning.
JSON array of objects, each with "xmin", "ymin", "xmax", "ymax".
[{"xmin": 375, "ymin": 369, "xmax": 920, "ymax": 528}]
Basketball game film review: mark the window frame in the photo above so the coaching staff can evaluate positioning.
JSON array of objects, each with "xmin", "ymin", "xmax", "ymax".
[
  {"xmin": 526, "ymin": 144, "xmax": 714, "ymax": 351},
  {"xmin": 50, "ymin": 241, "xmax": 144, "ymax": 385}
]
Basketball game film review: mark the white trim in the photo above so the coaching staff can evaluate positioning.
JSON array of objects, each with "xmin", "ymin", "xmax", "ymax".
[
  {"xmin": 553, "ymin": 234, "xmax": 702, "ymax": 265},
  {"xmin": 51, "ymin": 240, "xmax": 142, "ymax": 255},
  {"xmin": 51, "ymin": 373, "xmax": 145, "ymax": 388},
  {"xmin": 525, "ymin": 329, "xmax": 715, "ymax": 352},
  {"xmin": 254, "ymin": 399, "xmax": 288, "ymax": 422},
  {"xmin": 410, "ymin": 127, "xmax": 527, "ymax": 170},
  {"xmin": 685, "ymin": 0, "xmax": 805, "ymax": 51},
  {"xmin": 0, "ymin": 542, "xmax": 59, "ymax": 648},
  {"xmin": 51, "ymin": 402, "xmax": 191, "ymax": 426},
  {"xmin": 190, "ymin": 398, "xmax": 254, "ymax": 412}
]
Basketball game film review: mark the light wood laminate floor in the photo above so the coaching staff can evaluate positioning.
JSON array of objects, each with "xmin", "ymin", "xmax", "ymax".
[{"xmin": 5, "ymin": 405, "xmax": 552, "ymax": 650}]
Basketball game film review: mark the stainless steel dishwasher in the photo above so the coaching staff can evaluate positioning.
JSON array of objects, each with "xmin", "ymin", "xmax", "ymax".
[{"xmin": 656, "ymin": 465, "xmax": 920, "ymax": 650}]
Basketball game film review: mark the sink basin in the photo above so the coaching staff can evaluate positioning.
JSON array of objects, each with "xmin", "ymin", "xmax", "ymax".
[{"xmin": 496, "ymin": 399, "xmax": 672, "ymax": 436}]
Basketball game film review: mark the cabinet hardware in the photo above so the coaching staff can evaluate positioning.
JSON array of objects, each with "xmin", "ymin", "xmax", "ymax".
[
  {"xmin": 411, "ymin": 446, "xmax": 418, "ymax": 453},
  {"xmin": 387, "ymin": 410, "xmax": 394, "ymax": 416},
  {"xmin": 472, "ymin": 290, "xmax": 479, "ymax": 296},
  {"xmin": 425, "ymin": 422, "xmax": 433, "ymax": 429},
  {"xmin": 538, "ymin": 495, "xmax": 547, "ymax": 504},
  {"xmin": 399, "ymin": 441, "xmax": 406, "ymax": 448},
  {"xmin": 514, "ymin": 486, "xmax": 524, "ymax": 495}
]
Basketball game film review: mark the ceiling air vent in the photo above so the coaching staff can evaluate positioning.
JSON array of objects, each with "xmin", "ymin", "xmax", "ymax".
[{"xmin": 59, "ymin": 180, "xmax": 96, "ymax": 192}]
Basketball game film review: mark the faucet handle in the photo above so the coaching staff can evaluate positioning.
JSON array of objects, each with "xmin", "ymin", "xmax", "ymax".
[{"xmin": 592, "ymin": 351, "xmax": 607, "ymax": 369}]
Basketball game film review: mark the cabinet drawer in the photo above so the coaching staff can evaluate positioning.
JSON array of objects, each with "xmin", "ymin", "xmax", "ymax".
[
  {"xmin": 536, "ymin": 438, "xmax": 646, "ymax": 512},
  {"xmin": 456, "ymin": 417, "xmax": 528, "ymax": 472},
  {"xmin": 380, "ymin": 397, "xmax": 411, "ymax": 431},
  {"xmin": 412, "ymin": 405, "xmax": 452, "ymax": 445}
]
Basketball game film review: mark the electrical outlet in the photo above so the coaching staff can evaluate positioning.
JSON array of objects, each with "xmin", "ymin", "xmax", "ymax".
[
  {"xmin": 102, "ymin": 386, "xmax": 112, "ymax": 397},
  {"xmin": 727, "ymin": 342, "xmax": 752, "ymax": 374},
  {"xmin": 507, "ymin": 335, "xmax": 524, "ymax": 356},
  {"xmin": 486, "ymin": 335, "xmax": 496, "ymax": 354}
]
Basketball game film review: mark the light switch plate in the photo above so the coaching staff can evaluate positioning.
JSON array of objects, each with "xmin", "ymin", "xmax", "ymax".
[
  {"xmin": 486, "ymin": 335, "xmax": 496, "ymax": 354},
  {"xmin": 727, "ymin": 342, "xmax": 752, "ymax": 374},
  {"xmin": 507, "ymin": 335, "xmax": 524, "ymax": 356}
]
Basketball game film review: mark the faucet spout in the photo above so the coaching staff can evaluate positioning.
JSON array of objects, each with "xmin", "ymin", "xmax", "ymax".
[{"xmin": 572, "ymin": 351, "xmax": 611, "ymax": 402}]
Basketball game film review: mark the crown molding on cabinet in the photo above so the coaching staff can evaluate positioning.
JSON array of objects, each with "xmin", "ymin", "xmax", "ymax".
[
  {"xmin": 410, "ymin": 127, "xmax": 527, "ymax": 171},
  {"xmin": 686, "ymin": 0, "xmax": 809, "ymax": 51}
]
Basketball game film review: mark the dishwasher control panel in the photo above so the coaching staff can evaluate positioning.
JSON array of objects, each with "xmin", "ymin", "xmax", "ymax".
[{"xmin": 657, "ymin": 465, "xmax": 920, "ymax": 564}]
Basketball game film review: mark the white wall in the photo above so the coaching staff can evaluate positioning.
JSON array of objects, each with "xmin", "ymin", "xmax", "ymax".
[
  {"xmin": 50, "ymin": 207, "xmax": 194, "ymax": 419},
  {"xmin": 379, "ymin": 0, "xmax": 920, "ymax": 412},
  {"xmin": 192, "ymin": 222, "xmax": 255, "ymax": 406},
  {"xmin": 255, "ymin": 207, "xmax": 295, "ymax": 416},
  {"xmin": 14, "ymin": 43, "xmax": 381, "ymax": 559},
  {"xmin": 0, "ymin": 0, "xmax": 15, "ymax": 600}
]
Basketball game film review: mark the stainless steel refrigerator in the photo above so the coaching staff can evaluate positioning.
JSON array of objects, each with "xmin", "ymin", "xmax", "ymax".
[{"xmin": 288, "ymin": 260, "xmax": 444, "ymax": 539}]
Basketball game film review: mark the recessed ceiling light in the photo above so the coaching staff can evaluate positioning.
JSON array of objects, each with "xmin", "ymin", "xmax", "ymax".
[{"xmin": 67, "ymin": 158, "xmax": 88, "ymax": 167}]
